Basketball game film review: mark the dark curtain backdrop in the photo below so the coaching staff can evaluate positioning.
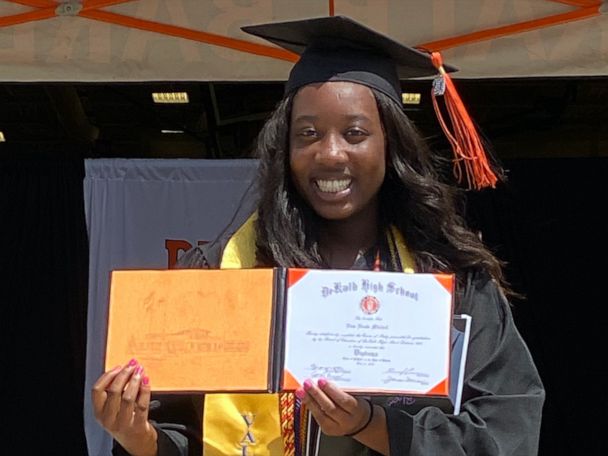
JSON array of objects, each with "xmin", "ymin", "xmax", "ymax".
[
  {"xmin": 0, "ymin": 150, "xmax": 604, "ymax": 455},
  {"xmin": 1, "ymin": 146, "xmax": 88, "ymax": 454},
  {"xmin": 467, "ymin": 158, "xmax": 607, "ymax": 456}
]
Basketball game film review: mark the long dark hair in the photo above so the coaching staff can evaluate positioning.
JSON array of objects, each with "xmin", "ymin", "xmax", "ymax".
[{"xmin": 254, "ymin": 87, "xmax": 506, "ymax": 290}]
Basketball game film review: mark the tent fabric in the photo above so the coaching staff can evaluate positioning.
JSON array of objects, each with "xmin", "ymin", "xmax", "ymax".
[
  {"xmin": 0, "ymin": 0, "xmax": 606, "ymax": 82},
  {"xmin": 83, "ymin": 158, "xmax": 258, "ymax": 456}
]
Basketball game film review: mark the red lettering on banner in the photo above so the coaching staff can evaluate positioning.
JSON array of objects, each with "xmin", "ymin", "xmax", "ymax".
[
  {"xmin": 165, "ymin": 239, "xmax": 209, "ymax": 268},
  {"xmin": 166, "ymin": 239, "xmax": 192, "ymax": 268}
]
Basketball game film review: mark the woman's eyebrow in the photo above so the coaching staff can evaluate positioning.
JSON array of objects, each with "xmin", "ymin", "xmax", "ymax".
[
  {"xmin": 292, "ymin": 114, "xmax": 370, "ymax": 123},
  {"xmin": 291, "ymin": 114, "xmax": 317, "ymax": 123},
  {"xmin": 344, "ymin": 114, "xmax": 370, "ymax": 122}
]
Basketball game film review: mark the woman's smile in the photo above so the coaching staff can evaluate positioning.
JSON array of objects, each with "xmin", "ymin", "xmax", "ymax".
[{"xmin": 315, "ymin": 177, "xmax": 352, "ymax": 194}]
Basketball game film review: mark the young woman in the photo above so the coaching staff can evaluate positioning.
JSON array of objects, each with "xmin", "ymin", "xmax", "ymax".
[{"xmin": 92, "ymin": 16, "xmax": 544, "ymax": 456}]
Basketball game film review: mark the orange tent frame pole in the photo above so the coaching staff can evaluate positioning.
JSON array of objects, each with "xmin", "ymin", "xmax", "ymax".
[
  {"xmin": 7, "ymin": 0, "xmax": 55, "ymax": 7},
  {"xmin": 0, "ymin": 8, "xmax": 55, "ymax": 27},
  {"xmin": 79, "ymin": 9, "xmax": 298, "ymax": 62},
  {"xmin": 0, "ymin": 0, "xmax": 134, "ymax": 28},
  {"xmin": 550, "ymin": 0, "xmax": 600, "ymax": 7},
  {"xmin": 81, "ymin": 0, "xmax": 137, "ymax": 7},
  {"xmin": 6, "ymin": 0, "xmax": 133, "ymax": 8},
  {"xmin": 417, "ymin": 1, "xmax": 601, "ymax": 52}
]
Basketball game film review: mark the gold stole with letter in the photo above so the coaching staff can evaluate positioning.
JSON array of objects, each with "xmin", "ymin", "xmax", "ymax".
[{"xmin": 202, "ymin": 214, "xmax": 415, "ymax": 455}]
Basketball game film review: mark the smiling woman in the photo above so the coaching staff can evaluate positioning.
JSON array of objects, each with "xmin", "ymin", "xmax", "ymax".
[{"xmin": 92, "ymin": 15, "xmax": 544, "ymax": 456}]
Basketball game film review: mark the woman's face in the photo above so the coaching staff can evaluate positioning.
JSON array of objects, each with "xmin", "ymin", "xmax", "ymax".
[{"xmin": 289, "ymin": 82, "xmax": 386, "ymax": 222}]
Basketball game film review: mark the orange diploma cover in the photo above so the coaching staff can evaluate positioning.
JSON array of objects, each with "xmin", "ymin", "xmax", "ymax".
[
  {"xmin": 106, "ymin": 268, "xmax": 281, "ymax": 392},
  {"xmin": 106, "ymin": 268, "xmax": 467, "ymax": 410}
]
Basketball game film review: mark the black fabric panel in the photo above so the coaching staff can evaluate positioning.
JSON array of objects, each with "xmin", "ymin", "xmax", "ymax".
[
  {"xmin": 1, "ymin": 146, "xmax": 89, "ymax": 454},
  {"xmin": 466, "ymin": 158, "xmax": 608, "ymax": 456}
]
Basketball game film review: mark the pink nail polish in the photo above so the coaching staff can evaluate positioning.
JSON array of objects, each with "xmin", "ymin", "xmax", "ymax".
[
  {"xmin": 142, "ymin": 376, "xmax": 150, "ymax": 386},
  {"xmin": 318, "ymin": 378, "xmax": 328, "ymax": 388},
  {"xmin": 295, "ymin": 388, "xmax": 305, "ymax": 399},
  {"xmin": 134, "ymin": 366, "xmax": 144, "ymax": 376},
  {"xmin": 128, "ymin": 358, "xmax": 137, "ymax": 367},
  {"xmin": 303, "ymin": 379, "xmax": 312, "ymax": 391}
]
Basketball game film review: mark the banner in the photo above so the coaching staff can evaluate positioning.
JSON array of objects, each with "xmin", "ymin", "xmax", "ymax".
[{"xmin": 83, "ymin": 158, "xmax": 258, "ymax": 456}]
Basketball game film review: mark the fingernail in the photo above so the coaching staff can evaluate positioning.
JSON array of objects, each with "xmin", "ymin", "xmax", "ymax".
[
  {"xmin": 318, "ymin": 378, "xmax": 328, "ymax": 388},
  {"xmin": 142, "ymin": 376, "xmax": 150, "ymax": 386},
  {"xmin": 111, "ymin": 364, "xmax": 122, "ymax": 371},
  {"xmin": 128, "ymin": 358, "xmax": 138, "ymax": 367},
  {"xmin": 303, "ymin": 379, "xmax": 312, "ymax": 391},
  {"xmin": 134, "ymin": 366, "xmax": 144, "ymax": 376},
  {"xmin": 295, "ymin": 388, "xmax": 305, "ymax": 399}
]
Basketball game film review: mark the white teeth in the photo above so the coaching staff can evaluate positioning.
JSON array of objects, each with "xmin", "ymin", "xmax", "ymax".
[{"xmin": 315, "ymin": 178, "xmax": 351, "ymax": 193}]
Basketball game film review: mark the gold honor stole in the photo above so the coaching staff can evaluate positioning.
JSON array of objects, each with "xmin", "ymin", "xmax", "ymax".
[{"xmin": 202, "ymin": 214, "xmax": 415, "ymax": 455}]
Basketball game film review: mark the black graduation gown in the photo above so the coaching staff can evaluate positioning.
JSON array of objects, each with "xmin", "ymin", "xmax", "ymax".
[{"xmin": 380, "ymin": 272, "xmax": 545, "ymax": 455}]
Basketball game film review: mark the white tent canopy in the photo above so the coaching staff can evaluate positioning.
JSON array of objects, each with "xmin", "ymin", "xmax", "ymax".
[{"xmin": 0, "ymin": 0, "xmax": 607, "ymax": 82}]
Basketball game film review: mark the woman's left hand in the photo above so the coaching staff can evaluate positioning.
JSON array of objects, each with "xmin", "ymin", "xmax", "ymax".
[{"xmin": 296, "ymin": 378, "xmax": 372, "ymax": 437}]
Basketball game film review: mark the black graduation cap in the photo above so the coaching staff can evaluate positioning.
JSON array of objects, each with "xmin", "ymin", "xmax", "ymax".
[
  {"xmin": 242, "ymin": 15, "xmax": 500, "ymax": 190},
  {"xmin": 241, "ymin": 15, "xmax": 457, "ymax": 106}
]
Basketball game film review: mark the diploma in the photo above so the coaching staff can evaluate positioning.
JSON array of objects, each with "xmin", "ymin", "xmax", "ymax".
[
  {"xmin": 105, "ymin": 268, "xmax": 463, "ymax": 408},
  {"xmin": 282, "ymin": 269, "xmax": 454, "ymax": 398}
]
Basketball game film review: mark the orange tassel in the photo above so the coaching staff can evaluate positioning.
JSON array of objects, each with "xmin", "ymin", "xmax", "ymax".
[
  {"xmin": 373, "ymin": 249, "xmax": 381, "ymax": 271},
  {"xmin": 430, "ymin": 52, "xmax": 498, "ymax": 190}
]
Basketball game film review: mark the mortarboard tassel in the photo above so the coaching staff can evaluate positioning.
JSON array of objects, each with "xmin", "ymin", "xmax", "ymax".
[{"xmin": 430, "ymin": 52, "xmax": 498, "ymax": 190}]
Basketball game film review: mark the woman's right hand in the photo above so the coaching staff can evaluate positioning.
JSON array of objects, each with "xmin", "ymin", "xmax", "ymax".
[{"xmin": 92, "ymin": 359, "xmax": 158, "ymax": 456}]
